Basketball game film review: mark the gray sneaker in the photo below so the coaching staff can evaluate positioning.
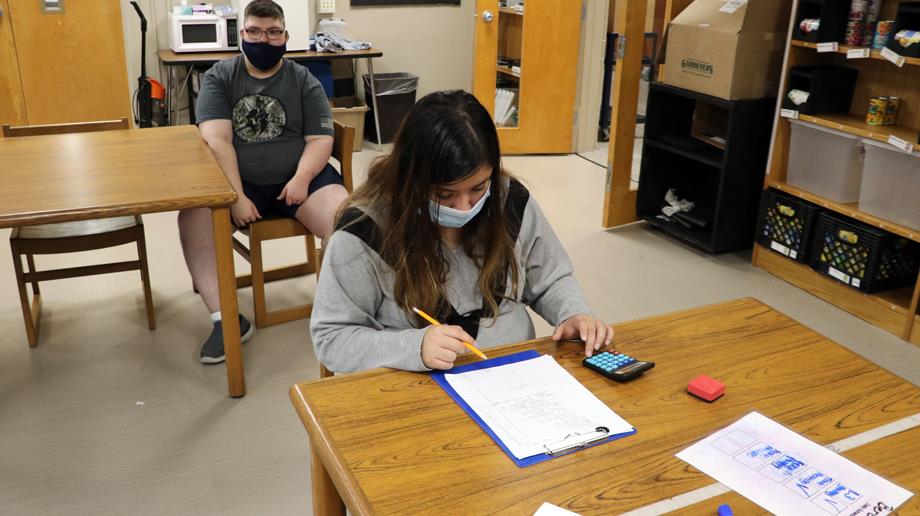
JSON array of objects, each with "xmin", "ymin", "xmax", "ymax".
[{"xmin": 200, "ymin": 315, "xmax": 255, "ymax": 364}]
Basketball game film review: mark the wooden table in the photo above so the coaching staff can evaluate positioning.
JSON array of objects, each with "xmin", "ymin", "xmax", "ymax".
[
  {"xmin": 0, "ymin": 126, "xmax": 249, "ymax": 397},
  {"xmin": 157, "ymin": 48, "xmax": 385, "ymax": 148},
  {"xmin": 290, "ymin": 298, "xmax": 920, "ymax": 515}
]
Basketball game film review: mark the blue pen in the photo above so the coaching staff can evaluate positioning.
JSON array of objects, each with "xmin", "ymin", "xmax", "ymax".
[{"xmin": 717, "ymin": 504, "xmax": 733, "ymax": 516}]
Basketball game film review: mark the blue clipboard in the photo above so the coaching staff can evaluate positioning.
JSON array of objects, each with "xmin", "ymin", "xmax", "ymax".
[{"xmin": 431, "ymin": 350, "xmax": 636, "ymax": 467}]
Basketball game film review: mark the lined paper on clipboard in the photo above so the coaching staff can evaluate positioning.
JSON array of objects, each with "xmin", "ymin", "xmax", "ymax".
[{"xmin": 433, "ymin": 351, "xmax": 635, "ymax": 467}]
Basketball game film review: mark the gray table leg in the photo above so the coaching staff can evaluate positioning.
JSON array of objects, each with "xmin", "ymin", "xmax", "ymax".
[
  {"xmin": 168, "ymin": 66, "xmax": 177, "ymax": 126},
  {"xmin": 366, "ymin": 57, "xmax": 383, "ymax": 152}
]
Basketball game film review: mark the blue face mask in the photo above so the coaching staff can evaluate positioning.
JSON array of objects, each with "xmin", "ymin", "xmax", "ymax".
[
  {"xmin": 428, "ymin": 188, "xmax": 491, "ymax": 228},
  {"xmin": 241, "ymin": 40, "xmax": 286, "ymax": 71}
]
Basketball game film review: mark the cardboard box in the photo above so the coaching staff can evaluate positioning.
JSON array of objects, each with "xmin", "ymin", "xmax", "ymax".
[
  {"xmin": 329, "ymin": 97, "xmax": 369, "ymax": 152},
  {"xmin": 662, "ymin": 0, "xmax": 791, "ymax": 100}
]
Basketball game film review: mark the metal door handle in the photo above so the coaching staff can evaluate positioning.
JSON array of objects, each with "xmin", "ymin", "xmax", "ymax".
[{"xmin": 482, "ymin": 10, "xmax": 494, "ymax": 22}]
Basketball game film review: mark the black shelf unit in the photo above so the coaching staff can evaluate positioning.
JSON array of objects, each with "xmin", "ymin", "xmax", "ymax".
[{"xmin": 637, "ymin": 83, "xmax": 776, "ymax": 253}]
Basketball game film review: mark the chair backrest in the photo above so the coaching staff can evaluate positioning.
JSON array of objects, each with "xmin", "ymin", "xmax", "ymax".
[
  {"xmin": 2, "ymin": 118, "xmax": 130, "ymax": 138},
  {"xmin": 332, "ymin": 120, "xmax": 355, "ymax": 192}
]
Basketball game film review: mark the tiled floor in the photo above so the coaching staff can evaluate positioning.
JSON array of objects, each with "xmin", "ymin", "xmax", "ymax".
[{"xmin": 1, "ymin": 143, "xmax": 919, "ymax": 515}]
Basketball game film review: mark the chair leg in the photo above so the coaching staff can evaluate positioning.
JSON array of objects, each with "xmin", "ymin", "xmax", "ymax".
[
  {"xmin": 25, "ymin": 254, "xmax": 40, "ymax": 296},
  {"xmin": 250, "ymin": 226, "xmax": 269, "ymax": 329},
  {"xmin": 315, "ymin": 245, "xmax": 325, "ymax": 283},
  {"xmin": 136, "ymin": 227, "xmax": 156, "ymax": 330},
  {"xmin": 305, "ymin": 234, "xmax": 317, "ymax": 274},
  {"xmin": 10, "ymin": 242, "xmax": 40, "ymax": 347}
]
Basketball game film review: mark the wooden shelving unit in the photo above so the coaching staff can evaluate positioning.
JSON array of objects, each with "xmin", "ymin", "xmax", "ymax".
[
  {"xmin": 472, "ymin": 2, "xmax": 581, "ymax": 153},
  {"xmin": 754, "ymin": 0, "xmax": 920, "ymax": 347},
  {"xmin": 790, "ymin": 39, "xmax": 920, "ymax": 67},
  {"xmin": 796, "ymin": 112, "xmax": 919, "ymax": 149},
  {"xmin": 496, "ymin": 66, "xmax": 521, "ymax": 78}
]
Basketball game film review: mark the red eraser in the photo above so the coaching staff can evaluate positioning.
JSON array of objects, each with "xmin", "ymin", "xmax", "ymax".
[{"xmin": 688, "ymin": 374, "xmax": 725, "ymax": 402}]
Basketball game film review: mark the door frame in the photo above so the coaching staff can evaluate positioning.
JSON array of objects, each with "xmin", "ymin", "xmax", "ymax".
[{"xmin": 599, "ymin": 0, "xmax": 694, "ymax": 228}]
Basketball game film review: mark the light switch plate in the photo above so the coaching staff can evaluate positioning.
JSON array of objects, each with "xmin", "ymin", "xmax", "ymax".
[{"xmin": 317, "ymin": 0, "xmax": 335, "ymax": 14}]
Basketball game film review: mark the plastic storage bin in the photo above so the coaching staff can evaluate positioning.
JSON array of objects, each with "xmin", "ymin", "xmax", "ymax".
[
  {"xmin": 756, "ymin": 188, "xmax": 823, "ymax": 263},
  {"xmin": 787, "ymin": 119, "xmax": 864, "ymax": 203},
  {"xmin": 329, "ymin": 97, "xmax": 369, "ymax": 152},
  {"xmin": 859, "ymin": 139, "xmax": 920, "ymax": 231},
  {"xmin": 810, "ymin": 212, "xmax": 920, "ymax": 293}
]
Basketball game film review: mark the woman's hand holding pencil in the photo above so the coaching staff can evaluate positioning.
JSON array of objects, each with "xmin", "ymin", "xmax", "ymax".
[{"xmin": 414, "ymin": 307, "xmax": 488, "ymax": 370}]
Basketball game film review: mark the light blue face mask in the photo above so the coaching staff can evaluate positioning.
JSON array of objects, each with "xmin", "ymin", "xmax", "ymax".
[{"xmin": 428, "ymin": 188, "xmax": 491, "ymax": 228}]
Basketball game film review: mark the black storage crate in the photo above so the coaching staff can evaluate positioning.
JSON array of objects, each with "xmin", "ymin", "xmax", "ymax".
[
  {"xmin": 756, "ymin": 189, "xmax": 822, "ymax": 263},
  {"xmin": 782, "ymin": 66, "xmax": 858, "ymax": 115},
  {"xmin": 887, "ymin": 2, "xmax": 920, "ymax": 58},
  {"xmin": 792, "ymin": 0, "xmax": 849, "ymax": 43},
  {"xmin": 809, "ymin": 212, "xmax": 920, "ymax": 293}
]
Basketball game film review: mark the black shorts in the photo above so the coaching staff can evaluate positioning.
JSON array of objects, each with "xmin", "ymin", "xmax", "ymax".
[{"xmin": 242, "ymin": 163, "xmax": 344, "ymax": 219}]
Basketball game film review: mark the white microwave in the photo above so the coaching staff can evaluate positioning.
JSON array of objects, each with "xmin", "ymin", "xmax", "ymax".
[{"xmin": 168, "ymin": 13, "xmax": 239, "ymax": 53}]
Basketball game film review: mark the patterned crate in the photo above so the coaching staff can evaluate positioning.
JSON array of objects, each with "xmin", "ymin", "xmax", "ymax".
[
  {"xmin": 809, "ymin": 212, "xmax": 920, "ymax": 293},
  {"xmin": 756, "ymin": 188, "xmax": 822, "ymax": 263}
]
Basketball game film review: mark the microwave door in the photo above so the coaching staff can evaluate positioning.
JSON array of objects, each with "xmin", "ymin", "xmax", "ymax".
[{"xmin": 182, "ymin": 23, "xmax": 220, "ymax": 50}]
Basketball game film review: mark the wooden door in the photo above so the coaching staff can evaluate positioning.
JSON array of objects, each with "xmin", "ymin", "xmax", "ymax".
[
  {"xmin": 6, "ymin": 0, "xmax": 130, "ymax": 125},
  {"xmin": 472, "ymin": 0, "xmax": 581, "ymax": 155},
  {"xmin": 0, "ymin": 0, "xmax": 27, "ymax": 129}
]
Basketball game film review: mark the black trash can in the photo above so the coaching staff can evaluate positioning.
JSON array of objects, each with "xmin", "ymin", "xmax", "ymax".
[{"xmin": 363, "ymin": 72, "xmax": 418, "ymax": 144}]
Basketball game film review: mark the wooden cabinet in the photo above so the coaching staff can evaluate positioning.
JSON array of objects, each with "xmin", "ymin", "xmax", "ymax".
[
  {"xmin": 471, "ymin": 1, "xmax": 581, "ymax": 154},
  {"xmin": 753, "ymin": 0, "xmax": 920, "ymax": 345},
  {"xmin": 0, "ymin": 0, "xmax": 130, "ymax": 130}
]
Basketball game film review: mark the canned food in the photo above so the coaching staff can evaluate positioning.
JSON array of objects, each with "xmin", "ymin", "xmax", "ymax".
[
  {"xmin": 884, "ymin": 97, "xmax": 900, "ymax": 126},
  {"xmin": 866, "ymin": 97, "xmax": 887, "ymax": 126},
  {"xmin": 846, "ymin": 20, "xmax": 865, "ymax": 46},
  {"xmin": 800, "ymin": 18, "xmax": 820, "ymax": 34},
  {"xmin": 873, "ymin": 20, "xmax": 894, "ymax": 49},
  {"xmin": 849, "ymin": 0, "xmax": 869, "ymax": 21},
  {"xmin": 866, "ymin": 0, "xmax": 882, "ymax": 22}
]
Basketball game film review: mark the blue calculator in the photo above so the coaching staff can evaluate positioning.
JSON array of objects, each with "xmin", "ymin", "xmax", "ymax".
[{"xmin": 583, "ymin": 351, "xmax": 655, "ymax": 382}]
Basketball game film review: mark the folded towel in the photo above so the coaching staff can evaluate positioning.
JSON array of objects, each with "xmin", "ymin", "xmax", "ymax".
[{"xmin": 315, "ymin": 31, "xmax": 372, "ymax": 53}]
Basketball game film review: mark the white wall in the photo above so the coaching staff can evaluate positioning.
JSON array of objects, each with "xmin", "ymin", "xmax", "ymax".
[{"xmin": 120, "ymin": 0, "xmax": 475, "ymax": 123}]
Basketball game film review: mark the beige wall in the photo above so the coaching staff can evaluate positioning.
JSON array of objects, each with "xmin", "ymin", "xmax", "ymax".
[{"xmin": 120, "ymin": 0, "xmax": 475, "ymax": 123}]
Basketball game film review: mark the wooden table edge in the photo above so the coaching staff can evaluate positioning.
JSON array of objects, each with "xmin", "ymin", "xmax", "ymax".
[
  {"xmin": 290, "ymin": 384, "xmax": 373, "ymax": 514},
  {"xmin": 0, "ymin": 196, "xmax": 239, "ymax": 229}
]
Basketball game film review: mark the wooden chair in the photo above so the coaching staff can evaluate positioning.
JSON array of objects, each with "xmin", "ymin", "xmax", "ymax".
[
  {"xmin": 232, "ymin": 120, "xmax": 355, "ymax": 329},
  {"xmin": 3, "ymin": 118, "xmax": 155, "ymax": 347}
]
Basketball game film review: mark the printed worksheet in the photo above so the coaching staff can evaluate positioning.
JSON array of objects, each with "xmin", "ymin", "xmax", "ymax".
[
  {"xmin": 677, "ymin": 412, "xmax": 913, "ymax": 515},
  {"xmin": 444, "ymin": 354, "xmax": 633, "ymax": 459}
]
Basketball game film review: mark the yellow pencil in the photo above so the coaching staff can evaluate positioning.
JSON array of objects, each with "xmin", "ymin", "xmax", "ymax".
[{"xmin": 412, "ymin": 307, "xmax": 488, "ymax": 360}]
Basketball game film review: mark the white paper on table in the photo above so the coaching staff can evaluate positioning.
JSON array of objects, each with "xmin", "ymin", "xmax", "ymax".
[
  {"xmin": 533, "ymin": 501, "xmax": 582, "ymax": 516},
  {"xmin": 676, "ymin": 412, "xmax": 913, "ymax": 515},
  {"xmin": 444, "ymin": 354, "xmax": 633, "ymax": 460}
]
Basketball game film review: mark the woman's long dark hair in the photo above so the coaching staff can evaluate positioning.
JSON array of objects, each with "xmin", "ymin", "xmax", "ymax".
[{"xmin": 340, "ymin": 90, "xmax": 519, "ymax": 325}]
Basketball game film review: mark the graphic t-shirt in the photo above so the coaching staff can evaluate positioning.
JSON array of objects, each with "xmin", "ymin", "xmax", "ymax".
[{"xmin": 196, "ymin": 54, "xmax": 334, "ymax": 186}]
